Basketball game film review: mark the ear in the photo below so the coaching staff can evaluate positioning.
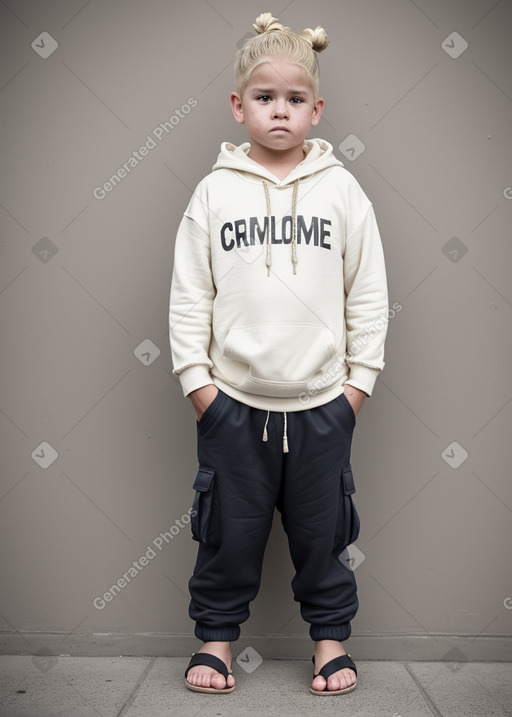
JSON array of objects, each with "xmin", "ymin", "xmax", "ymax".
[
  {"xmin": 310, "ymin": 96, "xmax": 325, "ymax": 127},
  {"xmin": 230, "ymin": 92, "xmax": 245, "ymax": 124}
]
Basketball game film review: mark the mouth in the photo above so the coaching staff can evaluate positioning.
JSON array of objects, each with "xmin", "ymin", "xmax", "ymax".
[{"xmin": 270, "ymin": 127, "xmax": 289, "ymax": 132}]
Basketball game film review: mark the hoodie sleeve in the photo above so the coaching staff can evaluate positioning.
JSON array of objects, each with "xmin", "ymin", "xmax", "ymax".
[
  {"xmin": 343, "ymin": 201, "xmax": 389, "ymax": 397},
  {"xmin": 169, "ymin": 187, "xmax": 215, "ymax": 397}
]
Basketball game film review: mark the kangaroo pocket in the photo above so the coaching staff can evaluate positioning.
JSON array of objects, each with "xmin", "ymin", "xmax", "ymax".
[
  {"xmin": 333, "ymin": 465, "xmax": 360, "ymax": 552},
  {"xmin": 222, "ymin": 323, "xmax": 337, "ymax": 394}
]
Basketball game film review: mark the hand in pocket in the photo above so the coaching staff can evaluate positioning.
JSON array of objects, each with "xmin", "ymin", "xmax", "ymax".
[
  {"xmin": 189, "ymin": 384, "xmax": 219, "ymax": 421},
  {"xmin": 343, "ymin": 384, "xmax": 366, "ymax": 417}
]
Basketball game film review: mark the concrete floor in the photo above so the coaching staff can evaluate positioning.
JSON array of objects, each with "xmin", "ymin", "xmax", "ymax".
[{"xmin": 0, "ymin": 656, "xmax": 510, "ymax": 716}]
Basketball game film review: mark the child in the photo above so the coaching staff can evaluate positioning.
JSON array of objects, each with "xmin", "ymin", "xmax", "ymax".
[{"xmin": 169, "ymin": 11, "xmax": 388, "ymax": 696}]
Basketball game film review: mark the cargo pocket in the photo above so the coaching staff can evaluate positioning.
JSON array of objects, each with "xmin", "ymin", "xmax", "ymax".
[
  {"xmin": 190, "ymin": 466, "xmax": 221, "ymax": 546},
  {"xmin": 333, "ymin": 465, "xmax": 360, "ymax": 552}
]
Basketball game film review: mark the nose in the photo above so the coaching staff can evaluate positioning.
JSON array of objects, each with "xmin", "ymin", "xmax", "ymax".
[{"xmin": 272, "ymin": 99, "xmax": 289, "ymax": 119}]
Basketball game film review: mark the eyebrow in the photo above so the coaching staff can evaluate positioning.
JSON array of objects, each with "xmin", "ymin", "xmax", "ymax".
[{"xmin": 252, "ymin": 87, "xmax": 308, "ymax": 95}]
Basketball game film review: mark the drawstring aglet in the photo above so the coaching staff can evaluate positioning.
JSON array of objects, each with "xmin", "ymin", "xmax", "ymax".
[{"xmin": 282, "ymin": 411, "xmax": 289, "ymax": 453}]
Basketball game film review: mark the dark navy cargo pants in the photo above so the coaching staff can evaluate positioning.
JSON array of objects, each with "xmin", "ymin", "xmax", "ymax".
[{"xmin": 188, "ymin": 388, "xmax": 360, "ymax": 643}]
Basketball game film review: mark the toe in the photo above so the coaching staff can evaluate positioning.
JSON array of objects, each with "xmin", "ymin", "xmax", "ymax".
[
  {"xmin": 311, "ymin": 674, "xmax": 327, "ymax": 691},
  {"xmin": 340, "ymin": 667, "xmax": 357, "ymax": 688},
  {"xmin": 210, "ymin": 672, "xmax": 229, "ymax": 690},
  {"xmin": 201, "ymin": 670, "xmax": 214, "ymax": 688},
  {"xmin": 186, "ymin": 667, "xmax": 201, "ymax": 686},
  {"xmin": 331, "ymin": 667, "xmax": 356, "ymax": 690},
  {"xmin": 327, "ymin": 675, "xmax": 341, "ymax": 691}
]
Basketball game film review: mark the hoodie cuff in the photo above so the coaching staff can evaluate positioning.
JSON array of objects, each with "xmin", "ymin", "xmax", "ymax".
[
  {"xmin": 177, "ymin": 365, "xmax": 214, "ymax": 397},
  {"xmin": 345, "ymin": 363, "xmax": 381, "ymax": 397}
]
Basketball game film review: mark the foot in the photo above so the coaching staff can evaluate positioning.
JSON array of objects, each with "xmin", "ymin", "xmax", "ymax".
[
  {"xmin": 185, "ymin": 641, "xmax": 235, "ymax": 691},
  {"xmin": 311, "ymin": 640, "xmax": 357, "ymax": 693}
]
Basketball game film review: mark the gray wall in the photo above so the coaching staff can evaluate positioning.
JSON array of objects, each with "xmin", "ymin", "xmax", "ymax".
[{"xmin": 1, "ymin": 0, "xmax": 511, "ymax": 661}]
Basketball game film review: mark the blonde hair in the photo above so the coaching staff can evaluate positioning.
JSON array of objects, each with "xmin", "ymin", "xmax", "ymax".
[{"xmin": 235, "ymin": 12, "xmax": 329, "ymax": 98}]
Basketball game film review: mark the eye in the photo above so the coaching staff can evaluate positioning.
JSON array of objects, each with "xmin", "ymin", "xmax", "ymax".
[
  {"xmin": 257, "ymin": 95, "xmax": 272, "ymax": 102},
  {"xmin": 290, "ymin": 97, "xmax": 303, "ymax": 104}
]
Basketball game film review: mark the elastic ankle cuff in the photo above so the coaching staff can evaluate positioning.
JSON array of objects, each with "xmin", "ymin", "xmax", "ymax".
[
  {"xmin": 195, "ymin": 623, "xmax": 240, "ymax": 642},
  {"xmin": 310, "ymin": 623, "xmax": 351, "ymax": 641}
]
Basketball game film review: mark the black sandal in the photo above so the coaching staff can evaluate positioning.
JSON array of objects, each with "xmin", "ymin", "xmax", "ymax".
[
  {"xmin": 309, "ymin": 653, "xmax": 358, "ymax": 695},
  {"xmin": 184, "ymin": 652, "xmax": 235, "ymax": 694}
]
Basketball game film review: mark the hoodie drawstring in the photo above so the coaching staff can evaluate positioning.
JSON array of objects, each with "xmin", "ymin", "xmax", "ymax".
[
  {"xmin": 261, "ymin": 411, "xmax": 289, "ymax": 453},
  {"xmin": 262, "ymin": 181, "xmax": 272, "ymax": 276},
  {"xmin": 262, "ymin": 178, "xmax": 300, "ymax": 276},
  {"xmin": 290, "ymin": 179, "xmax": 299, "ymax": 275}
]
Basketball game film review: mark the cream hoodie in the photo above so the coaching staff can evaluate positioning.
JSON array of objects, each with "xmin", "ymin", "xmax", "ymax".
[{"xmin": 169, "ymin": 138, "xmax": 388, "ymax": 412}]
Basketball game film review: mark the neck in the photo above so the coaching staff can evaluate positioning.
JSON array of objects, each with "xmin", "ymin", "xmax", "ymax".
[{"xmin": 248, "ymin": 143, "xmax": 305, "ymax": 180}]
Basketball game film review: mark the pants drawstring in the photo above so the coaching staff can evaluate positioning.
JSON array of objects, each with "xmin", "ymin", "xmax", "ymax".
[
  {"xmin": 261, "ymin": 411, "xmax": 289, "ymax": 453},
  {"xmin": 262, "ymin": 412, "xmax": 270, "ymax": 442}
]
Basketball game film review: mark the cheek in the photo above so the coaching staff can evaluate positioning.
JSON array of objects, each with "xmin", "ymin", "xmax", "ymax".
[{"xmin": 249, "ymin": 111, "xmax": 266, "ymax": 127}]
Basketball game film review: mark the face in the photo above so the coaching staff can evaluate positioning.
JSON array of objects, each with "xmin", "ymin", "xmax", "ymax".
[{"xmin": 230, "ymin": 55, "xmax": 324, "ymax": 157}]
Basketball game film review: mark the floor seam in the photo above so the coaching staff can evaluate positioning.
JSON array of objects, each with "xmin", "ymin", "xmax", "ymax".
[
  {"xmin": 403, "ymin": 662, "xmax": 444, "ymax": 717},
  {"xmin": 116, "ymin": 656, "xmax": 156, "ymax": 717}
]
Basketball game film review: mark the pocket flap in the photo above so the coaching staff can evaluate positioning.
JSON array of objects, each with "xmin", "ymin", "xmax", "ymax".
[
  {"xmin": 342, "ymin": 466, "xmax": 356, "ymax": 495},
  {"xmin": 193, "ymin": 466, "xmax": 215, "ymax": 492}
]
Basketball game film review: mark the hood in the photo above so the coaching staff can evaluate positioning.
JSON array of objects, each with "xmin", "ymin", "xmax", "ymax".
[{"xmin": 212, "ymin": 138, "xmax": 344, "ymax": 185}]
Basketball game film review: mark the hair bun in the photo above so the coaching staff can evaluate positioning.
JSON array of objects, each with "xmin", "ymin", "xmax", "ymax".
[
  {"xmin": 300, "ymin": 26, "xmax": 329, "ymax": 52},
  {"xmin": 253, "ymin": 13, "xmax": 329, "ymax": 53},
  {"xmin": 253, "ymin": 12, "xmax": 287, "ymax": 34}
]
